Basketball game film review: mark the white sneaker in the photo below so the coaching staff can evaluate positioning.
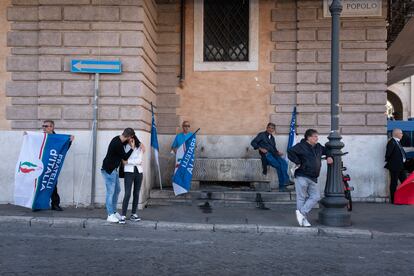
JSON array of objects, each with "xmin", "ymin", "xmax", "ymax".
[
  {"xmin": 107, "ymin": 214, "xmax": 119, "ymax": 223},
  {"xmin": 130, "ymin": 214, "xmax": 141, "ymax": 222},
  {"xmin": 114, "ymin": 212, "xmax": 122, "ymax": 220},
  {"xmin": 302, "ymin": 217, "xmax": 311, "ymax": 227},
  {"xmin": 119, "ymin": 216, "xmax": 126, "ymax": 224},
  {"xmin": 295, "ymin": 210, "xmax": 304, "ymax": 227}
]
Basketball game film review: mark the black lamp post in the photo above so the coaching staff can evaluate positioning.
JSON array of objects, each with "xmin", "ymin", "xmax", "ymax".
[{"xmin": 318, "ymin": 0, "xmax": 351, "ymax": 227}]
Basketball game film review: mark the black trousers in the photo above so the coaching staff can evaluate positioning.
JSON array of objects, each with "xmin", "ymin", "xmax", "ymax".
[
  {"xmin": 389, "ymin": 169, "xmax": 407, "ymax": 204},
  {"xmin": 51, "ymin": 185, "xmax": 60, "ymax": 207},
  {"xmin": 122, "ymin": 167, "xmax": 143, "ymax": 216}
]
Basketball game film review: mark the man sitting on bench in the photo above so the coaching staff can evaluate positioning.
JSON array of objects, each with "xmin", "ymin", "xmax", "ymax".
[{"xmin": 251, "ymin": 123, "xmax": 290, "ymax": 192}]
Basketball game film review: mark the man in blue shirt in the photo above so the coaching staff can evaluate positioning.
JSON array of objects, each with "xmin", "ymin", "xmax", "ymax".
[{"xmin": 171, "ymin": 121, "xmax": 193, "ymax": 152}]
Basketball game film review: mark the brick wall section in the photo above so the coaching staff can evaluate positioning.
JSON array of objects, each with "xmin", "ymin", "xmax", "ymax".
[
  {"xmin": 271, "ymin": 0, "xmax": 387, "ymax": 135},
  {"xmin": 6, "ymin": 0, "xmax": 158, "ymax": 131},
  {"xmin": 156, "ymin": 0, "xmax": 180, "ymax": 134},
  {"xmin": 270, "ymin": 0, "xmax": 298, "ymax": 134},
  {"xmin": 0, "ymin": 0, "xmax": 11, "ymax": 130}
]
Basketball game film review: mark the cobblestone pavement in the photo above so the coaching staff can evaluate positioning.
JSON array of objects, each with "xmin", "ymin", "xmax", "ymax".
[{"xmin": 0, "ymin": 223, "xmax": 413, "ymax": 276}]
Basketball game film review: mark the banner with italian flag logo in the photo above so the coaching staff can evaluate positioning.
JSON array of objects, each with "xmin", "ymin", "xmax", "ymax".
[{"xmin": 14, "ymin": 132, "xmax": 71, "ymax": 210}]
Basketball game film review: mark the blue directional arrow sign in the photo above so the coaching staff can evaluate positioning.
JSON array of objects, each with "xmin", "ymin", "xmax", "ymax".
[{"xmin": 71, "ymin": 60, "xmax": 122, "ymax": 74}]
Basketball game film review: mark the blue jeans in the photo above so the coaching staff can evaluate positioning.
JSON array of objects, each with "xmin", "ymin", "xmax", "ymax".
[
  {"xmin": 265, "ymin": 153, "xmax": 289, "ymax": 188},
  {"xmin": 101, "ymin": 169, "xmax": 120, "ymax": 215}
]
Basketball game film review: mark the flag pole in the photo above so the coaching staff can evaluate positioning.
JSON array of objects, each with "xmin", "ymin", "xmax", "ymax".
[{"xmin": 151, "ymin": 102, "xmax": 163, "ymax": 190}]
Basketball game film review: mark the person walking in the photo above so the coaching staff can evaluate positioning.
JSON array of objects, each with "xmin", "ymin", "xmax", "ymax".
[
  {"xmin": 288, "ymin": 129, "xmax": 333, "ymax": 227},
  {"xmin": 119, "ymin": 136, "xmax": 144, "ymax": 224}
]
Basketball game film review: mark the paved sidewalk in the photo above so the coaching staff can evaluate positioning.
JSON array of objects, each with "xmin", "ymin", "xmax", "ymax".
[{"xmin": 0, "ymin": 203, "xmax": 413, "ymax": 239}]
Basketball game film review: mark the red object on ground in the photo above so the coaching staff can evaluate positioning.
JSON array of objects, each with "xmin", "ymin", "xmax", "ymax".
[{"xmin": 394, "ymin": 172, "xmax": 414, "ymax": 205}]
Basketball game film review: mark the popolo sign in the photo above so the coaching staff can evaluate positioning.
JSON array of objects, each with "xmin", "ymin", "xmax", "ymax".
[{"xmin": 323, "ymin": 0, "xmax": 382, "ymax": 17}]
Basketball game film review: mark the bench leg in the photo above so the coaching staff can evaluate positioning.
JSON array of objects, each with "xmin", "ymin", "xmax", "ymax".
[
  {"xmin": 251, "ymin": 182, "xmax": 271, "ymax": 192},
  {"xmin": 191, "ymin": 180, "xmax": 200, "ymax": 190}
]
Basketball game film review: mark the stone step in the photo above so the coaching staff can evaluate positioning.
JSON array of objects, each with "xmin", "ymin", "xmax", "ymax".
[
  {"xmin": 147, "ymin": 198, "xmax": 296, "ymax": 208},
  {"xmin": 148, "ymin": 189, "xmax": 298, "ymax": 207},
  {"xmin": 150, "ymin": 189, "xmax": 296, "ymax": 201}
]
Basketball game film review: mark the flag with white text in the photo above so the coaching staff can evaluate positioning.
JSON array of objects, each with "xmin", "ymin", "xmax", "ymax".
[
  {"xmin": 14, "ymin": 132, "xmax": 71, "ymax": 210},
  {"xmin": 172, "ymin": 133, "xmax": 197, "ymax": 196}
]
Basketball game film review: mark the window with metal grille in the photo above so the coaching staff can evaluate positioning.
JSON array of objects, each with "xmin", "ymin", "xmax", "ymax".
[{"xmin": 203, "ymin": 0, "xmax": 249, "ymax": 62}]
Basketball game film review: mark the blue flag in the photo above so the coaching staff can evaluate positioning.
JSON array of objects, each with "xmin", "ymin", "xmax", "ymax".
[
  {"xmin": 14, "ymin": 132, "xmax": 71, "ymax": 210},
  {"xmin": 150, "ymin": 103, "xmax": 162, "ymax": 189},
  {"xmin": 286, "ymin": 107, "xmax": 297, "ymax": 180},
  {"xmin": 287, "ymin": 106, "xmax": 297, "ymax": 150},
  {"xmin": 151, "ymin": 107, "xmax": 159, "ymax": 154},
  {"xmin": 172, "ymin": 133, "xmax": 196, "ymax": 196}
]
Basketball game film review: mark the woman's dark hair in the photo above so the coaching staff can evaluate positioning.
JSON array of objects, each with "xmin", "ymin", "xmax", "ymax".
[
  {"xmin": 133, "ymin": 136, "xmax": 141, "ymax": 147},
  {"xmin": 304, "ymin": 129, "xmax": 318, "ymax": 141}
]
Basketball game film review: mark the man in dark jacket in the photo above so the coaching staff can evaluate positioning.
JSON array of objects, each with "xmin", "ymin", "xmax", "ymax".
[
  {"xmin": 288, "ymin": 129, "xmax": 332, "ymax": 227},
  {"xmin": 251, "ymin": 123, "xmax": 289, "ymax": 191},
  {"xmin": 101, "ymin": 128, "xmax": 138, "ymax": 223},
  {"xmin": 385, "ymin": 128, "xmax": 407, "ymax": 204}
]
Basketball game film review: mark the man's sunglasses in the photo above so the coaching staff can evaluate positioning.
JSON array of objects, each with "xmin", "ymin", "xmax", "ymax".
[{"xmin": 42, "ymin": 125, "xmax": 52, "ymax": 128}]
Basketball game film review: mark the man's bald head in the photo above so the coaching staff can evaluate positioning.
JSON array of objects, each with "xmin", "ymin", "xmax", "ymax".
[{"xmin": 392, "ymin": 128, "xmax": 403, "ymax": 140}]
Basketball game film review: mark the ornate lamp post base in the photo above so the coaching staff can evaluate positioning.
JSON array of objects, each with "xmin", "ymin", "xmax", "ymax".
[
  {"xmin": 318, "ymin": 0, "xmax": 351, "ymax": 227},
  {"xmin": 318, "ymin": 131, "xmax": 351, "ymax": 227},
  {"xmin": 319, "ymin": 131, "xmax": 351, "ymax": 226},
  {"xmin": 319, "ymin": 197, "xmax": 351, "ymax": 227}
]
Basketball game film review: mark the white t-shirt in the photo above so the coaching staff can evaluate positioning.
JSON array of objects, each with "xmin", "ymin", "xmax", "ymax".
[{"xmin": 124, "ymin": 146, "xmax": 143, "ymax": 173}]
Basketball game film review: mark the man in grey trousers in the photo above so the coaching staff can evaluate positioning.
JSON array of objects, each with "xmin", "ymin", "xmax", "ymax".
[{"xmin": 288, "ymin": 129, "xmax": 333, "ymax": 227}]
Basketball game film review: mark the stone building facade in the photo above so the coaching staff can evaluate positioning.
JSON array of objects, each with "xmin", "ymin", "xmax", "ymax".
[
  {"xmin": 388, "ymin": 76, "xmax": 414, "ymax": 120},
  {"xmin": 0, "ymin": 0, "xmax": 389, "ymax": 207}
]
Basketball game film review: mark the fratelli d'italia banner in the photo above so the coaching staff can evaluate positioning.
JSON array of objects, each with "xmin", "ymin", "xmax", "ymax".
[{"xmin": 14, "ymin": 132, "xmax": 71, "ymax": 210}]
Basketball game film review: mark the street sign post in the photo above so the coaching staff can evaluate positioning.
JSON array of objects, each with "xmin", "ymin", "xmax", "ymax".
[{"xmin": 71, "ymin": 59, "xmax": 122, "ymax": 207}]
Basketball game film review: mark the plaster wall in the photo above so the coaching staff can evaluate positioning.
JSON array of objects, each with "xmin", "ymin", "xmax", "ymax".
[
  {"xmin": 0, "ymin": 130, "xmax": 152, "ymax": 210},
  {"xmin": 0, "ymin": 131, "xmax": 387, "ymax": 205},
  {"xmin": 157, "ymin": 134, "xmax": 388, "ymax": 200}
]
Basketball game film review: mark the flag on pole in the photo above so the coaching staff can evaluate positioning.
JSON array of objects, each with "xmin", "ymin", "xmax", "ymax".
[
  {"xmin": 286, "ymin": 106, "xmax": 298, "ymax": 180},
  {"xmin": 151, "ymin": 103, "xmax": 163, "ymax": 190},
  {"xmin": 14, "ymin": 132, "xmax": 71, "ymax": 210},
  {"xmin": 172, "ymin": 131, "xmax": 198, "ymax": 196},
  {"xmin": 287, "ymin": 106, "xmax": 297, "ymax": 150}
]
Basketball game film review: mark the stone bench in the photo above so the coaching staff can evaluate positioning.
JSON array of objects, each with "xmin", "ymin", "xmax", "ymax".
[{"xmin": 192, "ymin": 158, "xmax": 279, "ymax": 191}]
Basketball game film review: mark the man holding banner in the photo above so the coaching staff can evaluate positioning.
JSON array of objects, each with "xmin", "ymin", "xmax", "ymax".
[
  {"xmin": 14, "ymin": 121, "xmax": 73, "ymax": 211},
  {"xmin": 42, "ymin": 120, "xmax": 74, "ymax": 211},
  {"xmin": 171, "ymin": 121, "xmax": 195, "ymax": 195},
  {"xmin": 171, "ymin": 121, "xmax": 193, "ymax": 153},
  {"xmin": 172, "ymin": 129, "xmax": 199, "ymax": 196}
]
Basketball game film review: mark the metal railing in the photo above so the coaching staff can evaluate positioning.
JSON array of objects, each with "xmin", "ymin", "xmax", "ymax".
[{"xmin": 387, "ymin": 0, "xmax": 414, "ymax": 47}]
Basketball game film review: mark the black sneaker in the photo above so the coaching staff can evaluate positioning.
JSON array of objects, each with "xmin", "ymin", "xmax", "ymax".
[
  {"xmin": 51, "ymin": 205, "xmax": 63, "ymax": 211},
  {"xmin": 119, "ymin": 216, "xmax": 126, "ymax": 224},
  {"xmin": 130, "ymin": 214, "xmax": 141, "ymax": 222}
]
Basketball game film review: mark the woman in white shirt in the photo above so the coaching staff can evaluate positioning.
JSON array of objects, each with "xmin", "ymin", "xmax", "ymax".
[{"xmin": 119, "ymin": 136, "xmax": 144, "ymax": 224}]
